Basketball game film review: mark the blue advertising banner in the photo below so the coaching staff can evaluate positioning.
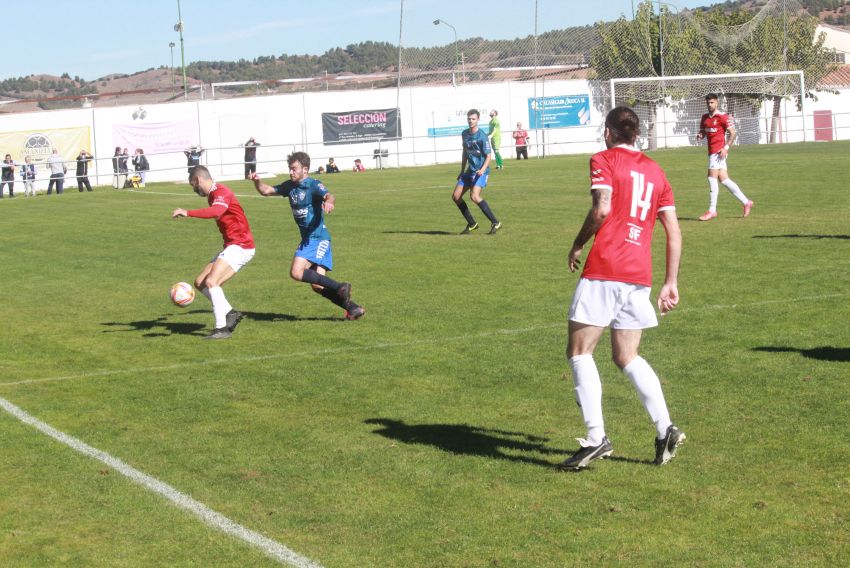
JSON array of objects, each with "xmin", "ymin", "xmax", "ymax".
[
  {"xmin": 427, "ymin": 124, "xmax": 492, "ymax": 137},
  {"xmin": 528, "ymin": 95, "xmax": 590, "ymax": 129}
]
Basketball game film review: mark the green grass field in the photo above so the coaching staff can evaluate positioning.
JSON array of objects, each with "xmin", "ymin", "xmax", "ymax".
[{"xmin": 1, "ymin": 141, "xmax": 849, "ymax": 567}]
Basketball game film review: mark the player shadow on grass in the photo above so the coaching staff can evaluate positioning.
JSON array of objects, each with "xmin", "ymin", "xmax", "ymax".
[
  {"xmin": 241, "ymin": 310, "xmax": 343, "ymax": 323},
  {"xmin": 752, "ymin": 234, "xmax": 850, "ymax": 240},
  {"xmin": 752, "ymin": 346, "xmax": 850, "ymax": 362},
  {"xmin": 101, "ymin": 314, "xmax": 207, "ymax": 337},
  {"xmin": 364, "ymin": 418, "xmax": 570, "ymax": 468},
  {"xmin": 381, "ymin": 230, "xmax": 453, "ymax": 236}
]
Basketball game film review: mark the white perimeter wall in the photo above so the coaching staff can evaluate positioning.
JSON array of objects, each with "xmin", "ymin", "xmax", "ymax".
[{"xmin": 1, "ymin": 79, "xmax": 848, "ymax": 188}]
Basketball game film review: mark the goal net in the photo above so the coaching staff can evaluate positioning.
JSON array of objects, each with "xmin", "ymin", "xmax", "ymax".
[{"xmin": 610, "ymin": 70, "xmax": 807, "ymax": 150}]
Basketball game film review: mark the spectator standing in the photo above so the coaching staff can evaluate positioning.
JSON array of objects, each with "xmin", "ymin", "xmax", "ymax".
[
  {"xmin": 21, "ymin": 156, "xmax": 36, "ymax": 197},
  {"xmin": 46, "ymin": 149, "xmax": 66, "ymax": 195},
  {"xmin": 244, "ymin": 137, "xmax": 260, "ymax": 179},
  {"xmin": 112, "ymin": 147, "xmax": 126, "ymax": 189},
  {"xmin": 512, "ymin": 122, "xmax": 529, "ymax": 160},
  {"xmin": 119, "ymin": 148, "xmax": 130, "ymax": 186},
  {"xmin": 76, "ymin": 150, "xmax": 94, "ymax": 192},
  {"xmin": 185, "ymin": 145, "xmax": 204, "ymax": 174},
  {"xmin": 326, "ymin": 158, "xmax": 340, "ymax": 173},
  {"xmin": 1, "ymin": 154, "xmax": 16, "ymax": 198},
  {"xmin": 132, "ymin": 148, "xmax": 149, "ymax": 187}
]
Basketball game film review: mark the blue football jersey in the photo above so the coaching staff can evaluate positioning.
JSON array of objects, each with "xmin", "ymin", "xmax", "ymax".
[
  {"xmin": 274, "ymin": 177, "xmax": 331, "ymax": 242},
  {"xmin": 462, "ymin": 128, "xmax": 491, "ymax": 174}
]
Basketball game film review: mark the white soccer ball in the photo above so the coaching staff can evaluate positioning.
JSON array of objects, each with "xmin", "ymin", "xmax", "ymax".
[{"xmin": 170, "ymin": 282, "xmax": 195, "ymax": 307}]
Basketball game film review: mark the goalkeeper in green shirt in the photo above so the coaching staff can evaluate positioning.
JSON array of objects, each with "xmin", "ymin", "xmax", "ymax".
[{"xmin": 488, "ymin": 109, "xmax": 503, "ymax": 169}]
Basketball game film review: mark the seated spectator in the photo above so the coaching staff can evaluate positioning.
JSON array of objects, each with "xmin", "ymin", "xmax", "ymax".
[
  {"xmin": 326, "ymin": 158, "xmax": 340, "ymax": 173},
  {"xmin": 317, "ymin": 166, "xmax": 326, "ymax": 174},
  {"xmin": 352, "ymin": 159, "xmax": 365, "ymax": 172}
]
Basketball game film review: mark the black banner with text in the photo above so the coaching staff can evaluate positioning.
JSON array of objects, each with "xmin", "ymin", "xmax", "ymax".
[{"xmin": 321, "ymin": 108, "xmax": 401, "ymax": 145}]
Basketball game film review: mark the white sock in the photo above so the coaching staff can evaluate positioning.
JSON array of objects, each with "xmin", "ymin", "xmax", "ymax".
[
  {"xmin": 569, "ymin": 354, "xmax": 605, "ymax": 445},
  {"xmin": 707, "ymin": 177, "xmax": 719, "ymax": 212},
  {"xmin": 622, "ymin": 356, "xmax": 671, "ymax": 439},
  {"xmin": 721, "ymin": 178, "xmax": 748, "ymax": 204},
  {"xmin": 207, "ymin": 286, "xmax": 232, "ymax": 329}
]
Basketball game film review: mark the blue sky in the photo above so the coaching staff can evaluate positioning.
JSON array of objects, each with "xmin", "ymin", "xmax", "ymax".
[{"xmin": 6, "ymin": 0, "xmax": 713, "ymax": 81}]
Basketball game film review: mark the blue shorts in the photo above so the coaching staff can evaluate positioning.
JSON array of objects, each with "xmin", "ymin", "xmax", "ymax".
[
  {"xmin": 295, "ymin": 239, "xmax": 333, "ymax": 271},
  {"xmin": 458, "ymin": 171, "xmax": 488, "ymax": 189}
]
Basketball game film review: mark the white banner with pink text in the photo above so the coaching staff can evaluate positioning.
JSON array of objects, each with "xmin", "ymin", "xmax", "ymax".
[{"xmin": 111, "ymin": 121, "xmax": 197, "ymax": 155}]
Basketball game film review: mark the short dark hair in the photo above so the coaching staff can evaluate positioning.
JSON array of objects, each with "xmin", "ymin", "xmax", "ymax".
[
  {"xmin": 705, "ymin": 93, "xmax": 719, "ymax": 101},
  {"xmin": 189, "ymin": 165, "xmax": 211, "ymax": 181},
  {"xmin": 605, "ymin": 106, "xmax": 640, "ymax": 145},
  {"xmin": 288, "ymin": 151, "xmax": 311, "ymax": 169},
  {"xmin": 467, "ymin": 109, "xmax": 480, "ymax": 118}
]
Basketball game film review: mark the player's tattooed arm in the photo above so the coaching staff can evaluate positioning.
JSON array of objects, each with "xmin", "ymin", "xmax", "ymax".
[{"xmin": 567, "ymin": 187, "xmax": 611, "ymax": 272}]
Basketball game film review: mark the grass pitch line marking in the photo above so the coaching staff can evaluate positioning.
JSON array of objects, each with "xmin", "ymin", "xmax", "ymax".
[
  {"xmin": 1, "ymin": 291, "xmax": 846, "ymax": 389},
  {"xmin": 0, "ymin": 325, "xmax": 567, "ymax": 388},
  {"xmin": 0, "ymin": 397, "xmax": 324, "ymax": 568}
]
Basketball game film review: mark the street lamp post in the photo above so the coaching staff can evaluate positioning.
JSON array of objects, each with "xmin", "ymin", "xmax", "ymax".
[
  {"xmin": 433, "ymin": 18, "xmax": 459, "ymax": 87},
  {"xmin": 175, "ymin": 0, "xmax": 188, "ymax": 100},
  {"xmin": 169, "ymin": 42, "xmax": 176, "ymax": 91}
]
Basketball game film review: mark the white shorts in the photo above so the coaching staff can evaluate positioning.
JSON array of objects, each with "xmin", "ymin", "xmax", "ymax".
[
  {"xmin": 210, "ymin": 245, "xmax": 255, "ymax": 272},
  {"xmin": 568, "ymin": 278, "xmax": 658, "ymax": 330},
  {"xmin": 708, "ymin": 152, "xmax": 728, "ymax": 170}
]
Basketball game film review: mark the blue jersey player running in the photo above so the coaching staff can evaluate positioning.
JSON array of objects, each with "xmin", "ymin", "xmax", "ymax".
[
  {"xmin": 250, "ymin": 152, "xmax": 365, "ymax": 320},
  {"xmin": 453, "ymin": 109, "xmax": 502, "ymax": 235}
]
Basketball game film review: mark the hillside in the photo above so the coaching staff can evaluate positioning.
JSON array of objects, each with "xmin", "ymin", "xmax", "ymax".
[{"xmin": 1, "ymin": 0, "xmax": 847, "ymax": 112}]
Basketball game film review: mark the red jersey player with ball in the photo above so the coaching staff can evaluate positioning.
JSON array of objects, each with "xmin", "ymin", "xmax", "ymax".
[
  {"xmin": 559, "ymin": 106, "xmax": 685, "ymax": 471},
  {"xmin": 172, "ymin": 165, "xmax": 255, "ymax": 339},
  {"xmin": 696, "ymin": 93, "xmax": 753, "ymax": 221}
]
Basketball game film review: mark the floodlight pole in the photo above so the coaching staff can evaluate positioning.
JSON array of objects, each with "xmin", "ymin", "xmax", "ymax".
[
  {"xmin": 433, "ymin": 19, "xmax": 458, "ymax": 87},
  {"xmin": 169, "ymin": 42, "xmax": 176, "ymax": 91},
  {"xmin": 176, "ymin": 0, "xmax": 188, "ymax": 100}
]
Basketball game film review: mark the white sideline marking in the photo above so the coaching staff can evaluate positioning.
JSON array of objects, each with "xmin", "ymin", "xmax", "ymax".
[
  {"xmin": 129, "ymin": 183, "xmax": 450, "ymax": 198},
  {"xmin": 1, "ymin": 292, "xmax": 844, "ymax": 390},
  {"xmin": 0, "ymin": 397, "xmax": 323, "ymax": 568}
]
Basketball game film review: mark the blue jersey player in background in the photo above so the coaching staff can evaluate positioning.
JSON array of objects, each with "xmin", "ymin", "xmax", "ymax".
[
  {"xmin": 251, "ymin": 152, "xmax": 365, "ymax": 320},
  {"xmin": 452, "ymin": 109, "xmax": 502, "ymax": 235}
]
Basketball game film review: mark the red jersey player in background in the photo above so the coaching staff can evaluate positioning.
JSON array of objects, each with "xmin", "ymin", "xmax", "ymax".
[
  {"xmin": 558, "ymin": 106, "xmax": 685, "ymax": 471},
  {"xmin": 172, "ymin": 165, "xmax": 255, "ymax": 339},
  {"xmin": 696, "ymin": 93, "xmax": 753, "ymax": 221}
]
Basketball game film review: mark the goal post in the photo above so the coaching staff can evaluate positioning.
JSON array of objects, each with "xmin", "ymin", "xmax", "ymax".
[{"xmin": 609, "ymin": 70, "xmax": 807, "ymax": 149}]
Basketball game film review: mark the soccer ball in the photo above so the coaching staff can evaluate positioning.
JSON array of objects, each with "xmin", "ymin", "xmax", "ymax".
[{"xmin": 170, "ymin": 282, "xmax": 195, "ymax": 307}]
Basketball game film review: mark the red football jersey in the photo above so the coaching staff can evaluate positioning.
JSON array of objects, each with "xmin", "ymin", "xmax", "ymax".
[
  {"xmin": 188, "ymin": 183, "xmax": 255, "ymax": 249},
  {"xmin": 582, "ymin": 146, "xmax": 675, "ymax": 287},
  {"xmin": 700, "ymin": 112, "xmax": 731, "ymax": 154}
]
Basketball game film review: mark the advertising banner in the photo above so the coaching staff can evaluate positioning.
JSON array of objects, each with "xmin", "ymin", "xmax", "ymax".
[
  {"xmin": 528, "ymin": 95, "xmax": 591, "ymax": 129},
  {"xmin": 0, "ymin": 127, "xmax": 91, "ymax": 165},
  {"xmin": 427, "ymin": 106, "xmax": 494, "ymax": 137},
  {"xmin": 321, "ymin": 108, "xmax": 401, "ymax": 145},
  {"xmin": 112, "ymin": 120, "xmax": 197, "ymax": 155}
]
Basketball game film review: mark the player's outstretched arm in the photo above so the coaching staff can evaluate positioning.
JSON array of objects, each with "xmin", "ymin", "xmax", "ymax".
[
  {"xmin": 249, "ymin": 172, "xmax": 276, "ymax": 196},
  {"xmin": 172, "ymin": 208, "xmax": 188, "ymax": 218},
  {"xmin": 657, "ymin": 209, "xmax": 681, "ymax": 314}
]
